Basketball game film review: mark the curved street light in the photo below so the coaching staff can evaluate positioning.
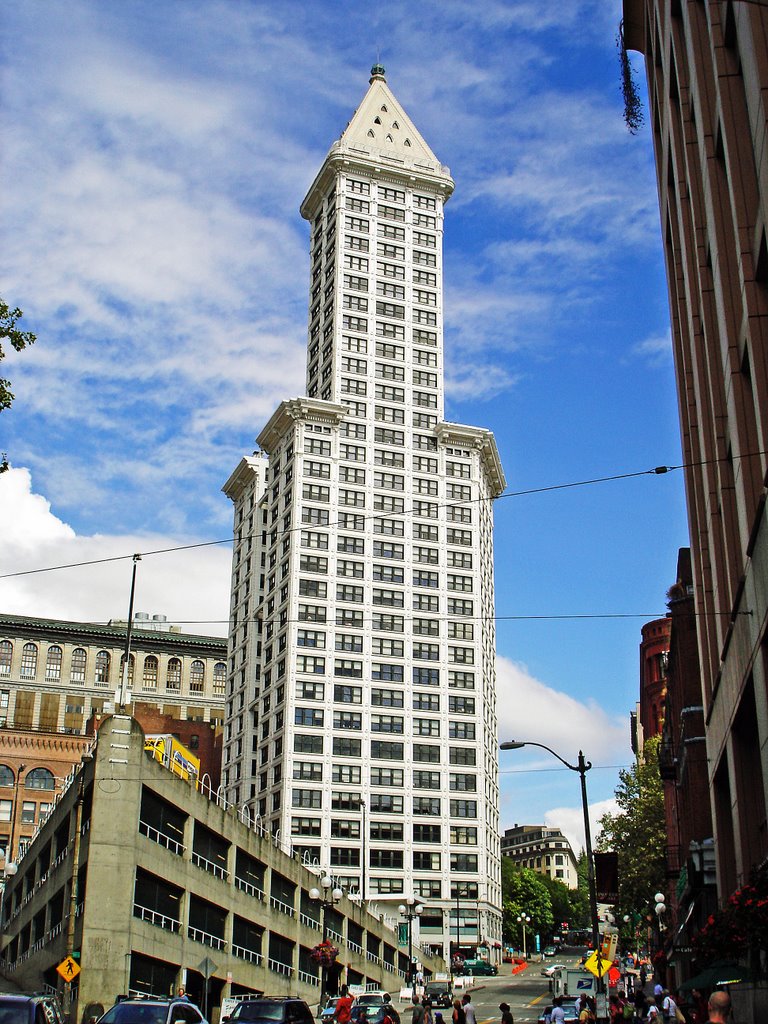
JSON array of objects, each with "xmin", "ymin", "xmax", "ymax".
[{"xmin": 499, "ymin": 741, "xmax": 601, "ymax": 971}]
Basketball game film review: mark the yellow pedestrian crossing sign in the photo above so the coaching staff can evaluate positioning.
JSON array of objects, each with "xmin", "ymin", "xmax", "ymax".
[
  {"xmin": 57, "ymin": 955, "xmax": 81, "ymax": 981},
  {"xmin": 583, "ymin": 951, "xmax": 611, "ymax": 978}
]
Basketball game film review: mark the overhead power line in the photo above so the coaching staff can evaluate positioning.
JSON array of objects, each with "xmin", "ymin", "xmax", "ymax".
[{"xmin": 1, "ymin": 449, "xmax": 764, "ymax": 582}]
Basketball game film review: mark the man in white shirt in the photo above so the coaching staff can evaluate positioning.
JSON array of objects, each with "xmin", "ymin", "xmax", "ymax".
[
  {"xmin": 661, "ymin": 991, "xmax": 678, "ymax": 1022},
  {"xmin": 550, "ymin": 998, "xmax": 566, "ymax": 1024},
  {"xmin": 462, "ymin": 995, "xmax": 476, "ymax": 1024}
]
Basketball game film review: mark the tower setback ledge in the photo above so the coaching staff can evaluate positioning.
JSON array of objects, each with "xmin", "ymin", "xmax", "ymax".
[
  {"xmin": 256, "ymin": 397, "xmax": 348, "ymax": 453},
  {"xmin": 436, "ymin": 421, "xmax": 507, "ymax": 496}
]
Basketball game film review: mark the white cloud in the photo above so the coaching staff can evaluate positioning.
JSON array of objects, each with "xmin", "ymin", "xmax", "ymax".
[
  {"xmin": 630, "ymin": 331, "xmax": 673, "ymax": 367},
  {"xmin": 496, "ymin": 656, "xmax": 629, "ymax": 851},
  {"xmin": 0, "ymin": 468, "xmax": 231, "ymax": 637},
  {"xmin": 496, "ymin": 655, "xmax": 628, "ymax": 766},
  {"xmin": 544, "ymin": 798, "xmax": 618, "ymax": 858}
]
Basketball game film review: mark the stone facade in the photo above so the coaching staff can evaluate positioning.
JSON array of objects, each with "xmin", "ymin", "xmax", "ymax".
[
  {"xmin": 0, "ymin": 613, "xmax": 227, "ymax": 735},
  {"xmin": 500, "ymin": 825, "xmax": 579, "ymax": 890}
]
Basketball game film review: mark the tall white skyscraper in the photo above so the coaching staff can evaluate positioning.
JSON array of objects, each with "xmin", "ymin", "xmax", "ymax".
[{"xmin": 223, "ymin": 66, "xmax": 505, "ymax": 962}]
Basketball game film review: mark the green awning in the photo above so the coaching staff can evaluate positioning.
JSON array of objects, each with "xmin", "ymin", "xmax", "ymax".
[{"xmin": 678, "ymin": 961, "xmax": 752, "ymax": 991}]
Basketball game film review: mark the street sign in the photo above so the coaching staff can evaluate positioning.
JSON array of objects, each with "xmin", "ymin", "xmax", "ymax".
[
  {"xmin": 57, "ymin": 956, "xmax": 81, "ymax": 981},
  {"xmin": 197, "ymin": 956, "xmax": 218, "ymax": 979},
  {"xmin": 583, "ymin": 951, "xmax": 612, "ymax": 978}
]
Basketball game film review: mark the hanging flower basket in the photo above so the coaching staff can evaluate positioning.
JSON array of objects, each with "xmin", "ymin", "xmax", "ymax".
[
  {"xmin": 692, "ymin": 862, "xmax": 768, "ymax": 963},
  {"xmin": 311, "ymin": 940, "xmax": 340, "ymax": 966}
]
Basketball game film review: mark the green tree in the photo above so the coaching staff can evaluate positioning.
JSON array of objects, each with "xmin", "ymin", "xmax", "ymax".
[
  {"xmin": 596, "ymin": 736, "xmax": 665, "ymax": 924},
  {"xmin": 501, "ymin": 859, "xmax": 554, "ymax": 948},
  {"xmin": 0, "ymin": 298, "xmax": 36, "ymax": 472},
  {"xmin": 537, "ymin": 872, "xmax": 589, "ymax": 936}
]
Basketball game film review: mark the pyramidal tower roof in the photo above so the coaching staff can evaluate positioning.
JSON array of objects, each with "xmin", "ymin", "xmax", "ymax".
[
  {"xmin": 340, "ymin": 64, "xmax": 442, "ymax": 167},
  {"xmin": 301, "ymin": 65, "xmax": 454, "ymax": 218}
]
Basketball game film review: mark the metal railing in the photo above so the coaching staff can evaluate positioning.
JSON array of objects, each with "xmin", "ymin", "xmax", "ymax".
[
  {"xmin": 133, "ymin": 902, "xmax": 181, "ymax": 933},
  {"xmin": 232, "ymin": 945, "xmax": 263, "ymax": 965},
  {"xmin": 139, "ymin": 819, "xmax": 185, "ymax": 856},
  {"xmin": 268, "ymin": 958, "xmax": 294, "ymax": 976},
  {"xmin": 191, "ymin": 850, "xmax": 229, "ymax": 881},
  {"xmin": 187, "ymin": 926, "xmax": 227, "ymax": 951}
]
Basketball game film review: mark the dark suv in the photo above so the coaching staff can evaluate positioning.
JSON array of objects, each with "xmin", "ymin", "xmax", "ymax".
[
  {"xmin": 223, "ymin": 998, "xmax": 314, "ymax": 1024},
  {"xmin": 0, "ymin": 993, "xmax": 65, "ymax": 1024}
]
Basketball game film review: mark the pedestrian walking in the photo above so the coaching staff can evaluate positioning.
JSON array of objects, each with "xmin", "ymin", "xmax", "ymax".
[
  {"xmin": 335, "ymin": 988, "xmax": 353, "ymax": 1024},
  {"xmin": 499, "ymin": 1003, "xmax": 514, "ymax": 1024},
  {"xmin": 412, "ymin": 997, "xmax": 426, "ymax": 1024},
  {"xmin": 661, "ymin": 991, "xmax": 679, "ymax": 1023},
  {"xmin": 462, "ymin": 994, "xmax": 477, "ymax": 1024},
  {"xmin": 550, "ymin": 997, "xmax": 566, "ymax": 1024},
  {"xmin": 452, "ymin": 999, "xmax": 466, "ymax": 1024},
  {"xmin": 646, "ymin": 998, "xmax": 660, "ymax": 1022},
  {"xmin": 704, "ymin": 992, "xmax": 731, "ymax": 1024}
]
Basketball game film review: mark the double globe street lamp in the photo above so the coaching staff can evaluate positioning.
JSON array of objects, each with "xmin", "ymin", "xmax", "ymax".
[
  {"xmin": 398, "ymin": 897, "xmax": 423, "ymax": 992},
  {"xmin": 517, "ymin": 913, "xmax": 531, "ymax": 960},
  {"xmin": 310, "ymin": 875, "xmax": 344, "ymax": 1008}
]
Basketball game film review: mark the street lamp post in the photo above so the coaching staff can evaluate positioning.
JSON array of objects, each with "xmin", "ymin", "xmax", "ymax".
[
  {"xmin": 516, "ymin": 913, "xmax": 531, "ymax": 960},
  {"xmin": 398, "ymin": 897, "xmax": 423, "ymax": 992},
  {"xmin": 310, "ymin": 875, "xmax": 343, "ymax": 1009},
  {"xmin": 500, "ymin": 742, "xmax": 602, "ymax": 974}
]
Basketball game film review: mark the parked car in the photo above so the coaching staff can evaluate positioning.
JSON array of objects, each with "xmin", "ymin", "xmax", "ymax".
[
  {"xmin": 98, "ymin": 997, "xmax": 209, "ymax": 1024},
  {"xmin": 461, "ymin": 959, "xmax": 498, "ymax": 977},
  {"xmin": 538, "ymin": 1004, "xmax": 579, "ymax": 1024},
  {"xmin": 424, "ymin": 983, "xmax": 453, "ymax": 1009},
  {"xmin": 354, "ymin": 995, "xmax": 388, "ymax": 1009},
  {"xmin": 223, "ymin": 998, "xmax": 314, "ymax": 1024},
  {"xmin": 320, "ymin": 999, "xmax": 340, "ymax": 1023},
  {"xmin": 0, "ymin": 992, "xmax": 65, "ymax": 1024}
]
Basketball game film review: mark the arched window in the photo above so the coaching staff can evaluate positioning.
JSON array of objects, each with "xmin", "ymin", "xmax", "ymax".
[
  {"xmin": 26, "ymin": 767, "xmax": 55, "ymax": 791},
  {"xmin": 213, "ymin": 662, "xmax": 227, "ymax": 695},
  {"xmin": 20, "ymin": 643, "xmax": 38, "ymax": 679},
  {"xmin": 0, "ymin": 641, "xmax": 11, "ymax": 677},
  {"xmin": 70, "ymin": 648, "xmax": 87, "ymax": 683},
  {"xmin": 166, "ymin": 658, "xmax": 181, "ymax": 690},
  {"xmin": 142, "ymin": 656, "xmax": 158, "ymax": 690},
  {"xmin": 95, "ymin": 650, "xmax": 111, "ymax": 685},
  {"xmin": 0, "ymin": 765, "xmax": 13, "ymax": 787},
  {"xmin": 189, "ymin": 660, "xmax": 205, "ymax": 693},
  {"xmin": 45, "ymin": 645, "xmax": 63, "ymax": 681}
]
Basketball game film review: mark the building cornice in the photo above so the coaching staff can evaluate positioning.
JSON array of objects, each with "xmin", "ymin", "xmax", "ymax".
[
  {"xmin": 301, "ymin": 143, "xmax": 455, "ymax": 221},
  {"xmin": 0, "ymin": 613, "xmax": 227, "ymax": 653},
  {"xmin": 435, "ymin": 421, "xmax": 507, "ymax": 496},
  {"xmin": 256, "ymin": 398, "xmax": 348, "ymax": 453},
  {"xmin": 222, "ymin": 453, "xmax": 268, "ymax": 503}
]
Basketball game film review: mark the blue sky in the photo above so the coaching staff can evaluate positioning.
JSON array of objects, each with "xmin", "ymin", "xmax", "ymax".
[{"xmin": 0, "ymin": 0, "xmax": 686, "ymax": 852}]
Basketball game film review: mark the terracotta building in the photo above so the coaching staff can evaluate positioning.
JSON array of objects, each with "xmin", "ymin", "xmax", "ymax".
[
  {"xmin": 622, "ymin": 0, "xmax": 768, "ymax": 1000},
  {"xmin": 638, "ymin": 617, "xmax": 671, "ymax": 747},
  {"xmin": 658, "ymin": 549, "xmax": 716, "ymax": 985}
]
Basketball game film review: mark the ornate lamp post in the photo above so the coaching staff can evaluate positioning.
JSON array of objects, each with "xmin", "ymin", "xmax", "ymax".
[
  {"xmin": 398, "ymin": 897, "xmax": 423, "ymax": 992},
  {"xmin": 516, "ymin": 913, "xmax": 531, "ymax": 959},
  {"xmin": 310, "ymin": 875, "xmax": 343, "ymax": 1008}
]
